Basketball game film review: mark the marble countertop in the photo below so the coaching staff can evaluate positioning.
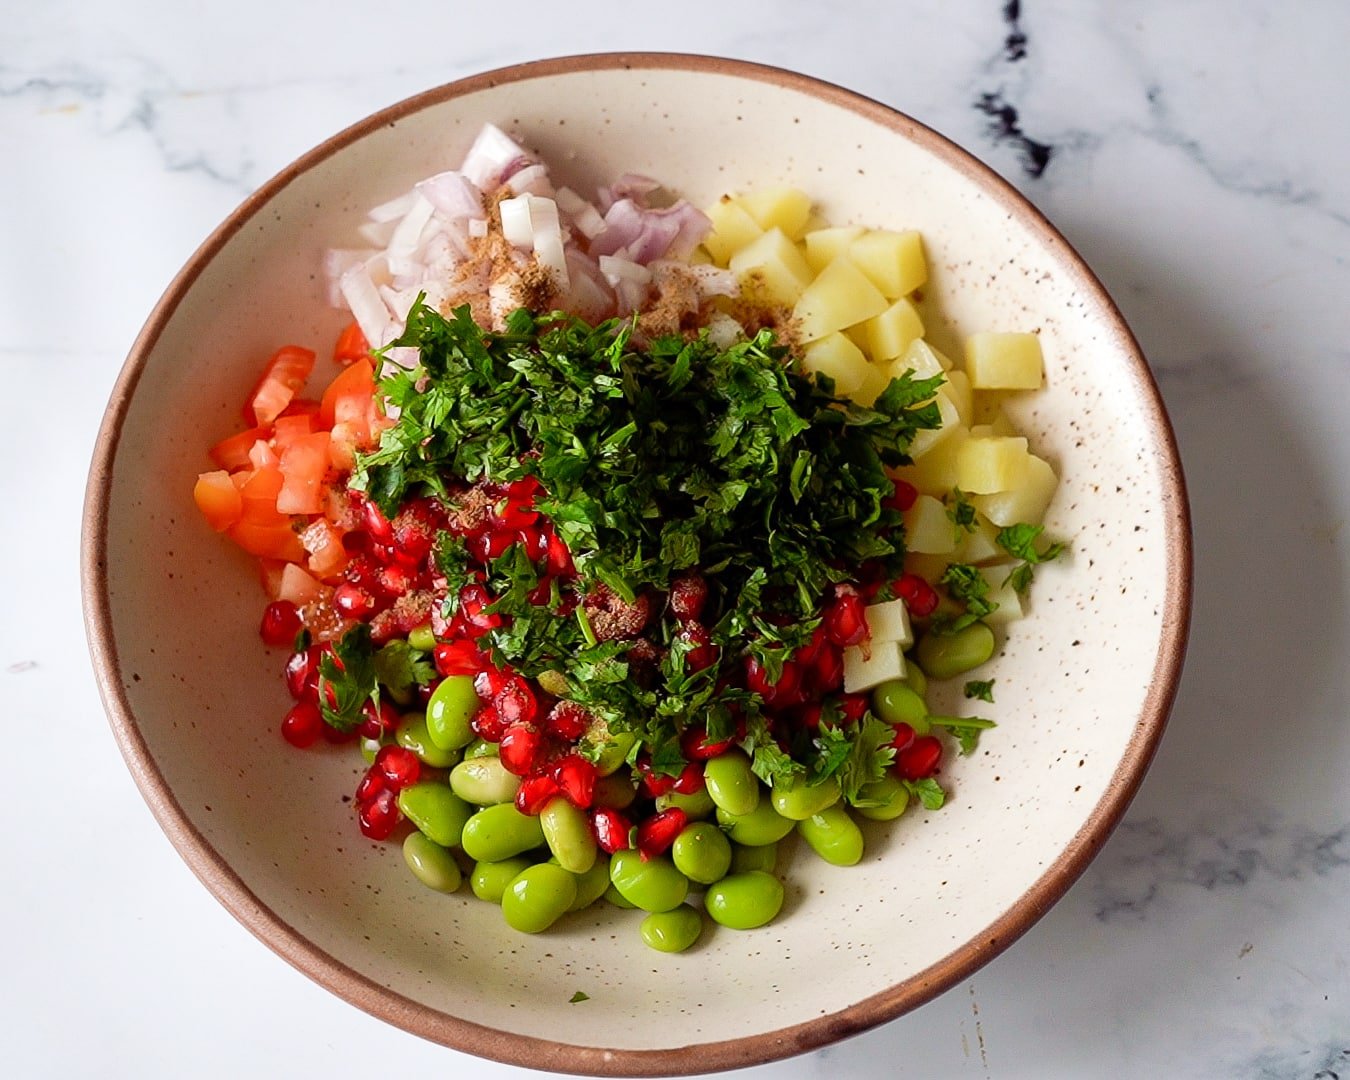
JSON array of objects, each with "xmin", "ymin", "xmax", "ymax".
[{"xmin": 5, "ymin": 1, "xmax": 1348, "ymax": 1076}]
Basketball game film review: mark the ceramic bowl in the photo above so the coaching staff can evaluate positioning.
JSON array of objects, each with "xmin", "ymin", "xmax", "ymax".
[{"xmin": 83, "ymin": 54, "xmax": 1190, "ymax": 1075}]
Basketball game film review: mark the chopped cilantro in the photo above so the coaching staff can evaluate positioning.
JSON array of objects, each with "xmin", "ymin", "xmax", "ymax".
[
  {"xmin": 929, "ymin": 715, "xmax": 996, "ymax": 756},
  {"xmin": 946, "ymin": 488, "xmax": 978, "ymax": 537},
  {"xmin": 373, "ymin": 640, "xmax": 436, "ymax": 698},
  {"xmin": 569, "ymin": 991, "xmax": 590, "ymax": 1004},
  {"xmin": 996, "ymin": 523, "xmax": 1066, "ymax": 594},
  {"xmin": 905, "ymin": 777, "xmax": 947, "ymax": 810},
  {"xmin": 939, "ymin": 563, "xmax": 998, "ymax": 630},
  {"xmin": 318, "ymin": 625, "xmax": 377, "ymax": 732},
  {"xmin": 963, "ymin": 679, "xmax": 996, "ymax": 703}
]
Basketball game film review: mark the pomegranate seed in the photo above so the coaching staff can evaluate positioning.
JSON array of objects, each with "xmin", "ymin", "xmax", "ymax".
[
  {"xmin": 519, "ymin": 526, "xmax": 548, "ymax": 561},
  {"xmin": 334, "ymin": 582, "xmax": 377, "ymax": 620},
  {"xmin": 358, "ymin": 699, "xmax": 401, "ymax": 740},
  {"xmin": 890, "ymin": 722, "xmax": 917, "ymax": 752},
  {"xmin": 459, "ymin": 583, "xmax": 503, "ymax": 636},
  {"xmin": 492, "ymin": 493, "xmax": 538, "ymax": 531},
  {"xmin": 636, "ymin": 809, "xmax": 687, "ymax": 859},
  {"xmin": 494, "ymin": 677, "xmax": 538, "ymax": 726},
  {"xmin": 896, "ymin": 735, "xmax": 943, "ymax": 779},
  {"xmin": 884, "ymin": 478, "xmax": 919, "ymax": 512},
  {"xmin": 591, "ymin": 807, "xmax": 633, "ymax": 853},
  {"xmin": 473, "ymin": 666, "xmax": 512, "ymax": 699},
  {"xmin": 897, "ymin": 574, "xmax": 939, "ymax": 618},
  {"xmin": 376, "ymin": 563, "xmax": 415, "ymax": 597},
  {"xmin": 679, "ymin": 725, "xmax": 734, "ymax": 761},
  {"xmin": 824, "ymin": 591, "xmax": 869, "ymax": 647},
  {"xmin": 546, "ymin": 701, "xmax": 592, "ymax": 741},
  {"xmin": 527, "ymin": 579, "xmax": 553, "ymax": 606},
  {"xmin": 260, "ymin": 600, "xmax": 303, "ymax": 647},
  {"xmin": 320, "ymin": 722, "xmax": 356, "ymax": 744},
  {"xmin": 355, "ymin": 767, "xmax": 386, "ymax": 804},
  {"xmin": 343, "ymin": 554, "xmax": 383, "ymax": 592},
  {"xmin": 667, "ymin": 573, "xmax": 709, "ymax": 623},
  {"xmin": 433, "ymin": 640, "xmax": 486, "ymax": 676},
  {"xmin": 515, "ymin": 773, "xmax": 560, "ymax": 815},
  {"xmin": 744, "ymin": 657, "xmax": 803, "ymax": 707},
  {"xmin": 798, "ymin": 704, "xmax": 824, "ymax": 729},
  {"xmin": 470, "ymin": 704, "xmax": 507, "ymax": 742},
  {"xmin": 794, "ymin": 625, "xmax": 828, "ymax": 666},
  {"xmin": 280, "ymin": 701, "xmax": 323, "ymax": 748},
  {"xmin": 391, "ymin": 500, "xmax": 440, "ymax": 566},
  {"xmin": 672, "ymin": 762, "xmax": 705, "ymax": 795},
  {"xmin": 284, "ymin": 645, "xmax": 321, "ymax": 701},
  {"xmin": 839, "ymin": 694, "xmax": 869, "ymax": 722},
  {"xmin": 357, "ymin": 788, "xmax": 401, "ymax": 840},
  {"xmin": 499, "ymin": 723, "xmax": 545, "ymax": 776},
  {"xmin": 813, "ymin": 645, "xmax": 845, "ymax": 692},
  {"xmin": 545, "ymin": 530, "xmax": 575, "ymax": 577},
  {"xmin": 637, "ymin": 760, "xmax": 678, "ymax": 798},
  {"xmin": 678, "ymin": 622, "xmax": 718, "ymax": 672},
  {"xmin": 374, "ymin": 744, "xmax": 421, "ymax": 791},
  {"xmin": 468, "ymin": 529, "xmax": 514, "ymax": 563},
  {"xmin": 552, "ymin": 754, "xmax": 598, "ymax": 808},
  {"xmin": 361, "ymin": 498, "xmax": 395, "ymax": 544}
]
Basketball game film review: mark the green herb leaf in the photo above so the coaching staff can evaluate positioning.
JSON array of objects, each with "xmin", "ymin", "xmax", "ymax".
[
  {"xmin": 940, "ymin": 563, "xmax": 998, "ymax": 630},
  {"xmin": 569, "ymin": 991, "xmax": 590, "ymax": 1004},
  {"xmin": 373, "ymin": 640, "xmax": 436, "ymax": 698},
  {"xmin": 963, "ymin": 679, "xmax": 995, "ymax": 703},
  {"xmin": 929, "ymin": 715, "xmax": 997, "ymax": 756},
  {"xmin": 996, "ymin": 523, "xmax": 1067, "ymax": 594},
  {"xmin": 904, "ymin": 777, "xmax": 947, "ymax": 810},
  {"xmin": 317, "ymin": 625, "xmax": 377, "ymax": 733}
]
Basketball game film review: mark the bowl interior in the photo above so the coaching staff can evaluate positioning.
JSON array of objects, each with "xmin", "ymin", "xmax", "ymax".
[{"xmin": 88, "ymin": 57, "xmax": 1186, "ymax": 1073}]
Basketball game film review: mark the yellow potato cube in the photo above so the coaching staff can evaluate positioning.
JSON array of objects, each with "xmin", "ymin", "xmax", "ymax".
[
  {"xmin": 903, "ymin": 552, "xmax": 951, "ymax": 585},
  {"xmin": 966, "ymin": 332, "xmax": 1045, "ymax": 390},
  {"xmin": 959, "ymin": 515, "xmax": 1003, "ymax": 563},
  {"xmin": 800, "ymin": 332, "xmax": 870, "ymax": 396},
  {"xmin": 983, "ymin": 565, "xmax": 1026, "ymax": 624},
  {"xmin": 803, "ymin": 226, "xmax": 865, "ymax": 273},
  {"xmin": 893, "ymin": 429, "xmax": 967, "ymax": 496},
  {"xmin": 702, "ymin": 197, "xmax": 763, "ymax": 265},
  {"xmin": 972, "ymin": 453, "xmax": 1058, "ymax": 526},
  {"xmin": 738, "ymin": 188, "xmax": 813, "ymax": 240},
  {"xmin": 863, "ymin": 299, "xmax": 925, "ymax": 361},
  {"xmin": 793, "ymin": 256, "xmax": 889, "ymax": 342},
  {"xmin": 890, "ymin": 338, "xmax": 951, "ymax": 382},
  {"xmin": 907, "ymin": 391, "xmax": 961, "ymax": 460},
  {"xmin": 956, "ymin": 436, "xmax": 1031, "ymax": 494},
  {"xmin": 943, "ymin": 369, "xmax": 973, "ymax": 427},
  {"xmin": 904, "ymin": 495, "xmax": 957, "ymax": 555},
  {"xmin": 848, "ymin": 229, "xmax": 927, "ymax": 298},
  {"xmin": 728, "ymin": 228, "xmax": 813, "ymax": 306},
  {"xmin": 851, "ymin": 362, "xmax": 891, "ymax": 407}
]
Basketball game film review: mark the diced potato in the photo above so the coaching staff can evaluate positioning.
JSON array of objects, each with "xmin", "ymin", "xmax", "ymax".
[
  {"xmin": 738, "ymin": 188, "xmax": 813, "ymax": 240},
  {"xmin": 803, "ymin": 226, "xmax": 865, "ymax": 273},
  {"xmin": 959, "ymin": 515, "xmax": 1004, "ymax": 563},
  {"xmin": 904, "ymin": 552, "xmax": 951, "ymax": 584},
  {"xmin": 843, "ymin": 639, "xmax": 906, "ymax": 693},
  {"xmin": 890, "ymin": 338, "xmax": 951, "ymax": 383},
  {"xmin": 943, "ymin": 369, "xmax": 973, "ymax": 427},
  {"xmin": 800, "ymin": 213, "xmax": 829, "ymax": 234},
  {"xmin": 907, "ymin": 392, "xmax": 961, "ymax": 460},
  {"xmin": 728, "ymin": 228, "xmax": 813, "ymax": 306},
  {"xmin": 863, "ymin": 299, "xmax": 925, "ymax": 361},
  {"xmin": 848, "ymin": 229, "xmax": 927, "ymax": 298},
  {"xmin": 800, "ymin": 332, "xmax": 870, "ymax": 396},
  {"xmin": 851, "ymin": 362, "xmax": 891, "ymax": 407},
  {"xmin": 703, "ymin": 197, "xmax": 763, "ymax": 265},
  {"xmin": 982, "ymin": 565, "xmax": 1026, "ymax": 624},
  {"xmin": 972, "ymin": 453, "xmax": 1058, "ymax": 526},
  {"xmin": 793, "ymin": 256, "xmax": 889, "ymax": 341},
  {"xmin": 864, "ymin": 599, "xmax": 914, "ymax": 646},
  {"xmin": 956, "ymin": 436, "xmax": 1031, "ymax": 494},
  {"xmin": 966, "ymin": 332, "xmax": 1044, "ymax": 390},
  {"xmin": 969, "ymin": 424, "xmax": 996, "ymax": 439},
  {"xmin": 904, "ymin": 494, "xmax": 957, "ymax": 554},
  {"xmin": 972, "ymin": 391, "xmax": 1008, "ymax": 426},
  {"xmin": 988, "ymin": 410, "xmax": 1017, "ymax": 437},
  {"xmin": 894, "ymin": 429, "xmax": 967, "ymax": 496}
]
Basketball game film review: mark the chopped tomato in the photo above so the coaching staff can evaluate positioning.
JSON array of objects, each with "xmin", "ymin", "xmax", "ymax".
[
  {"xmin": 277, "ymin": 562, "xmax": 330, "ymax": 607},
  {"xmin": 237, "ymin": 466, "xmax": 286, "ymax": 524},
  {"xmin": 328, "ymin": 421, "xmax": 361, "ymax": 472},
  {"xmin": 209, "ymin": 424, "xmax": 271, "ymax": 471},
  {"xmin": 258, "ymin": 558, "xmax": 289, "ymax": 600},
  {"xmin": 248, "ymin": 345, "xmax": 316, "ymax": 426},
  {"xmin": 333, "ymin": 321, "xmax": 370, "ymax": 365},
  {"xmin": 276, "ymin": 432, "xmax": 332, "ymax": 515},
  {"xmin": 279, "ymin": 397, "xmax": 321, "ymax": 420},
  {"xmin": 271, "ymin": 413, "xmax": 316, "ymax": 452},
  {"xmin": 227, "ymin": 520, "xmax": 305, "ymax": 562},
  {"xmin": 300, "ymin": 519, "xmax": 347, "ymax": 580},
  {"xmin": 319, "ymin": 357, "xmax": 375, "ymax": 433},
  {"xmin": 193, "ymin": 471, "xmax": 242, "ymax": 532},
  {"xmin": 248, "ymin": 439, "xmax": 280, "ymax": 471}
]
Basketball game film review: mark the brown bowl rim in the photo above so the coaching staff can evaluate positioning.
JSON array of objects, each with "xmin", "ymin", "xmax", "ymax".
[{"xmin": 82, "ymin": 51, "xmax": 1192, "ymax": 1077}]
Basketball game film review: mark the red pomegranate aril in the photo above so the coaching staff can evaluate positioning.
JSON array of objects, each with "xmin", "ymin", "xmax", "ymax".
[
  {"xmin": 637, "ymin": 761, "xmax": 678, "ymax": 798},
  {"xmin": 839, "ymin": 694, "xmax": 869, "ymax": 723},
  {"xmin": 494, "ymin": 677, "xmax": 539, "ymax": 726},
  {"xmin": 552, "ymin": 754, "xmax": 598, "ymax": 808},
  {"xmin": 284, "ymin": 645, "xmax": 321, "ymax": 701},
  {"xmin": 824, "ymin": 591, "xmax": 869, "ymax": 648},
  {"xmin": 679, "ymin": 725, "xmax": 734, "ymax": 761},
  {"xmin": 354, "ymin": 767, "xmax": 386, "ymax": 804},
  {"xmin": 499, "ymin": 723, "xmax": 545, "ymax": 776},
  {"xmin": 468, "ymin": 528, "xmax": 514, "ymax": 563},
  {"xmin": 470, "ymin": 704, "xmax": 507, "ymax": 742},
  {"xmin": 546, "ymin": 701, "xmax": 591, "ymax": 741},
  {"xmin": 591, "ymin": 807, "xmax": 633, "ymax": 853},
  {"xmin": 376, "ymin": 563, "xmax": 415, "ymax": 597},
  {"xmin": 374, "ymin": 744, "xmax": 421, "ymax": 791},
  {"xmin": 798, "ymin": 703, "xmax": 824, "ymax": 730},
  {"xmin": 360, "ymin": 498, "xmax": 395, "ymax": 544},
  {"xmin": 679, "ymin": 622, "xmax": 718, "ymax": 672},
  {"xmin": 343, "ymin": 554, "xmax": 382, "ymax": 591},
  {"xmin": 744, "ymin": 657, "xmax": 802, "ymax": 707},
  {"xmin": 672, "ymin": 762, "xmax": 705, "ymax": 795},
  {"xmin": 515, "ymin": 773, "xmax": 560, "ymax": 815},
  {"xmin": 813, "ymin": 645, "xmax": 845, "ymax": 692},
  {"xmin": 281, "ymin": 701, "xmax": 323, "ymax": 748},
  {"xmin": 492, "ymin": 495, "xmax": 538, "ymax": 531},
  {"xmin": 519, "ymin": 525, "xmax": 548, "ymax": 561},
  {"xmin": 545, "ymin": 531, "xmax": 575, "ymax": 577},
  {"xmin": 636, "ymin": 809, "xmax": 687, "ymax": 860},
  {"xmin": 358, "ymin": 699, "xmax": 401, "ymax": 740},
  {"xmin": 794, "ymin": 625, "xmax": 828, "ymax": 666},
  {"xmin": 260, "ymin": 600, "xmax": 303, "ymax": 647},
  {"xmin": 884, "ymin": 478, "xmax": 919, "ymax": 512},
  {"xmin": 459, "ymin": 583, "xmax": 503, "ymax": 636},
  {"xmin": 357, "ymin": 788, "xmax": 401, "ymax": 840},
  {"xmin": 320, "ymin": 717, "xmax": 356, "ymax": 744},
  {"xmin": 433, "ymin": 640, "xmax": 486, "ymax": 677},
  {"xmin": 890, "ymin": 722, "xmax": 917, "ymax": 752},
  {"xmin": 527, "ymin": 579, "xmax": 553, "ymax": 606},
  {"xmin": 473, "ymin": 665, "xmax": 513, "ymax": 700},
  {"xmin": 897, "ymin": 573, "xmax": 940, "ymax": 618},
  {"xmin": 896, "ymin": 735, "xmax": 943, "ymax": 779},
  {"xmin": 334, "ymin": 582, "xmax": 377, "ymax": 620},
  {"xmin": 667, "ymin": 573, "xmax": 709, "ymax": 623}
]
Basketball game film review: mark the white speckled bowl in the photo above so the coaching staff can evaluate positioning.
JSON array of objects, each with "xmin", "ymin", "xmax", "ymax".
[{"xmin": 83, "ymin": 55, "xmax": 1190, "ymax": 1075}]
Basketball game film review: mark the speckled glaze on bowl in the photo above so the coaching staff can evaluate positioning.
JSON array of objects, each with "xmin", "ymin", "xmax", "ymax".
[{"xmin": 83, "ymin": 54, "xmax": 1190, "ymax": 1076}]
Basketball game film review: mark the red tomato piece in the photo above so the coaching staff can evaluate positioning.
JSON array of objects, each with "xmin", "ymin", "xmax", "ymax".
[
  {"xmin": 276, "ymin": 432, "xmax": 332, "ymax": 515},
  {"xmin": 271, "ymin": 413, "xmax": 316, "ymax": 452},
  {"xmin": 248, "ymin": 439, "xmax": 280, "ymax": 471},
  {"xmin": 319, "ymin": 358, "xmax": 374, "ymax": 433},
  {"xmin": 333, "ymin": 321, "xmax": 370, "ymax": 365},
  {"xmin": 227, "ymin": 520, "xmax": 305, "ymax": 562},
  {"xmin": 277, "ymin": 562, "xmax": 329, "ymax": 607},
  {"xmin": 247, "ymin": 345, "xmax": 316, "ymax": 427},
  {"xmin": 193, "ymin": 471, "xmax": 242, "ymax": 532},
  {"xmin": 209, "ymin": 425, "xmax": 271, "ymax": 471},
  {"xmin": 237, "ymin": 467, "xmax": 286, "ymax": 524}
]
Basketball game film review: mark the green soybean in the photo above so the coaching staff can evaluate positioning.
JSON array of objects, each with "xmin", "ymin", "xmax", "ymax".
[
  {"xmin": 853, "ymin": 776, "xmax": 910, "ymax": 821},
  {"xmin": 402, "ymin": 833, "xmax": 462, "ymax": 892},
  {"xmin": 770, "ymin": 775, "xmax": 841, "ymax": 821},
  {"xmin": 450, "ymin": 757, "xmax": 520, "ymax": 806},
  {"xmin": 594, "ymin": 731, "xmax": 638, "ymax": 776},
  {"xmin": 704, "ymin": 751, "xmax": 760, "ymax": 816},
  {"xmin": 798, "ymin": 805, "xmax": 865, "ymax": 866},
  {"xmin": 640, "ymin": 907, "xmax": 703, "ymax": 953},
  {"xmin": 567, "ymin": 859, "xmax": 613, "ymax": 911},
  {"xmin": 872, "ymin": 680, "xmax": 927, "ymax": 728},
  {"xmin": 470, "ymin": 857, "xmax": 533, "ymax": 903},
  {"xmin": 463, "ymin": 737, "xmax": 498, "ymax": 759},
  {"xmin": 539, "ymin": 797, "xmax": 597, "ymax": 874},
  {"xmin": 609, "ymin": 850, "xmax": 688, "ymax": 913},
  {"xmin": 655, "ymin": 787, "xmax": 716, "ymax": 819},
  {"xmin": 460, "ymin": 804, "xmax": 545, "ymax": 863},
  {"xmin": 426, "ymin": 675, "xmax": 480, "ymax": 750},
  {"xmin": 397, "ymin": 782, "xmax": 473, "ymax": 848},
  {"xmin": 593, "ymin": 773, "xmax": 637, "ymax": 809},
  {"xmin": 396, "ymin": 712, "xmax": 462, "ymax": 769},
  {"xmin": 716, "ymin": 800, "xmax": 795, "ymax": 847},
  {"xmin": 705, "ymin": 871, "xmax": 784, "ymax": 930},
  {"xmin": 501, "ymin": 863, "xmax": 577, "ymax": 933},
  {"xmin": 902, "ymin": 663, "xmax": 928, "ymax": 699},
  {"xmin": 603, "ymin": 883, "xmax": 637, "ymax": 909},
  {"xmin": 407, "ymin": 624, "xmax": 437, "ymax": 652},
  {"xmin": 671, "ymin": 823, "xmax": 732, "ymax": 885},
  {"xmin": 915, "ymin": 623, "xmax": 996, "ymax": 681},
  {"xmin": 730, "ymin": 842, "xmax": 777, "ymax": 875}
]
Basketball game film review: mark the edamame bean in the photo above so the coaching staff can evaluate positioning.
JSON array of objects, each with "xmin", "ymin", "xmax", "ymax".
[
  {"xmin": 426, "ymin": 675, "xmax": 480, "ymax": 750},
  {"xmin": 402, "ymin": 832, "xmax": 462, "ymax": 893},
  {"xmin": 671, "ymin": 822, "xmax": 732, "ymax": 885},
  {"xmin": 603, "ymin": 883, "xmax": 636, "ymax": 909},
  {"xmin": 853, "ymin": 777, "xmax": 910, "ymax": 821},
  {"xmin": 460, "ymin": 804, "xmax": 545, "ymax": 862},
  {"xmin": 798, "ymin": 805, "xmax": 864, "ymax": 866},
  {"xmin": 463, "ymin": 738, "xmax": 498, "ymax": 759},
  {"xmin": 593, "ymin": 773, "xmax": 637, "ymax": 809},
  {"xmin": 396, "ymin": 712, "xmax": 462, "ymax": 768},
  {"xmin": 770, "ymin": 775, "xmax": 841, "ymax": 821},
  {"xmin": 704, "ymin": 871, "xmax": 784, "ymax": 930},
  {"xmin": 501, "ymin": 863, "xmax": 577, "ymax": 933},
  {"xmin": 397, "ymin": 782, "xmax": 473, "ymax": 848},
  {"xmin": 730, "ymin": 842, "xmax": 777, "ymax": 875},
  {"xmin": 640, "ymin": 907, "xmax": 703, "ymax": 953},
  {"xmin": 915, "ymin": 623, "xmax": 996, "ymax": 681},
  {"xmin": 450, "ymin": 756, "xmax": 520, "ymax": 806},
  {"xmin": 470, "ymin": 857, "xmax": 533, "ymax": 903},
  {"xmin": 655, "ymin": 788, "xmax": 716, "ymax": 819},
  {"xmin": 567, "ymin": 859, "xmax": 613, "ymax": 912},
  {"xmin": 609, "ymin": 850, "xmax": 688, "ymax": 913},
  {"xmin": 716, "ymin": 800, "xmax": 795, "ymax": 847},
  {"xmin": 902, "ymin": 663, "xmax": 927, "ymax": 699},
  {"xmin": 872, "ymin": 680, "xmax": 927, "ymax": 728},
  {"xmin": 540, "ymin": 797, "xmax": 597, "ymax": 874},
  {"xmin": 407, "ymin": 624, "xmax": 437, "ymax": 652},
  {"xmin": 704, "ymin": 750, "xmax": 760, "ymax": 816},
  {"xmin": 594, "ymin": 731, "xmax": 638, "ymax": 776}
]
